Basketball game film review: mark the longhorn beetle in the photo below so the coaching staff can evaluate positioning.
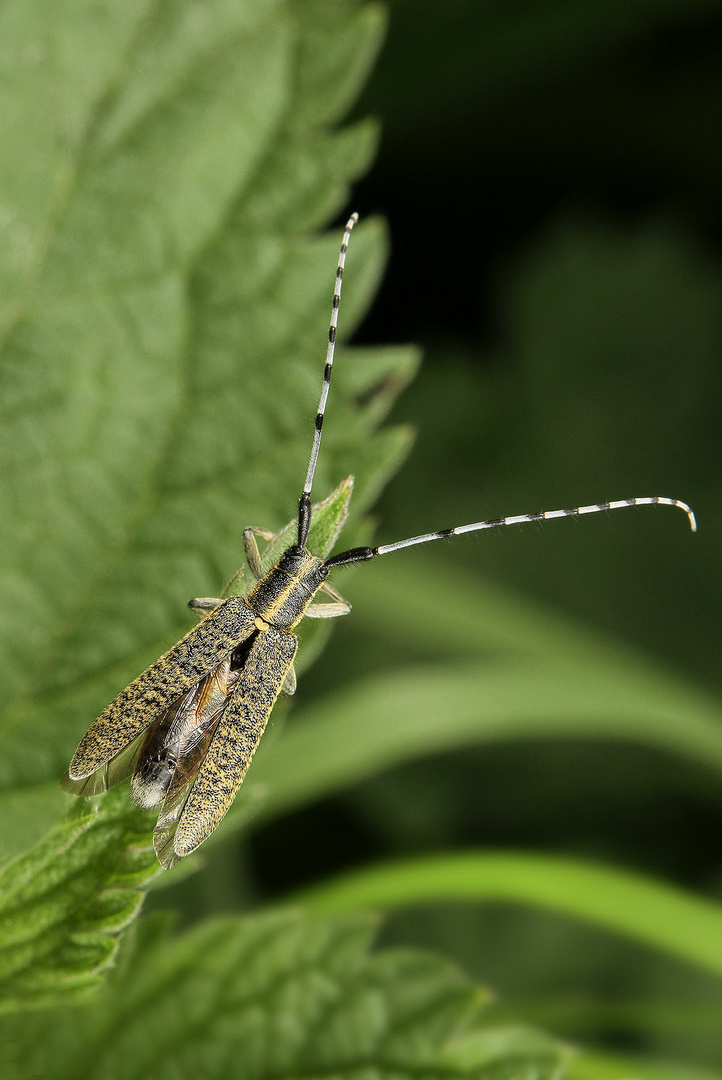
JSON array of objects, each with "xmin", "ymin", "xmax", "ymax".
[{"xmin": 62, "ymin": 213, "xmax": 696, "ymax": 869}]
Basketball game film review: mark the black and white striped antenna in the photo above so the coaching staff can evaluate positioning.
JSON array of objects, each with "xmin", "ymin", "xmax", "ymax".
[
  {"xmin": 297, "ymin": 212, "xmax": 696, "ymax": 567},
  {"xmin": 298, "ymin": 212, "xmax": 358, "ymax": 547},
  {"xmin": 325, "ymin": 496, "xmax": 696, "ymax": 569}
]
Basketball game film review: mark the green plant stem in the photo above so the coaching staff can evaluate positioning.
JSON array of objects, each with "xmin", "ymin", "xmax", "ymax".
[{"xmin": 292, "ymin": 851, "xmax": 722, "ymax": 978}]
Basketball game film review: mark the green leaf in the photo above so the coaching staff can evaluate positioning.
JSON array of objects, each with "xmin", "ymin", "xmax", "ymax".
[
  {"xmin": 0, "ymin": 783, "xmax": 68, "ymax": 866},
  {"xmin": 0, "ymin": 482, "xmax": 382, "ymax": 1016},
  {"xmin": 0, "ymin": 0, "xmax": 416, "ymax": 830},
  {"xmin": 0, "ymin": 909, "xmax": 567, "ymax": 1080},
  {"xmin": 568, "ymin": 1047, "xmax": 722, "ymax": 1080},
  {"xmin": 0, "ymin": 788, "xmax": 156, "ymax": 1013},
  {"xmin": 293, "ymin": 851, "xmax": 722, "ymax": 979}
]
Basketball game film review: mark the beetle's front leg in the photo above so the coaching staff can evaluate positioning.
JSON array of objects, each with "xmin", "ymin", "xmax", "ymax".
[
  {"xmin": 243, "ymin": 526, "xmax": 279, "ymax": 579},
  {"xmin": 188, "ymin": 597, "xmax": 222, "ymax": 621},
  {"xmin": 305, "ymin": 581, "xmax": 351, "ymax": 619}
]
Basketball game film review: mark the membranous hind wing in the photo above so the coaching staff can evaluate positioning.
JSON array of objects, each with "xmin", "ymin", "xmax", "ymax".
[
  {"xmin": 60, "ymin": 682, "xmax": 209, "ymax": 799},
  {"xmin": 62, "ymin": 597, "xmax": 257, "ymax": 789},
  {"xmin": 155, "ymin": 625, "xmax": 297, "ymax": 868},
  {"xmin": 152, "ymin": 658, "xmax": 239, "ymax": 869},
  {"xmin": 131, "ymin": 659, "xmax": 238, "ymax": 813},
  {"xmin": 59, "ymin": 729, "xmax": 149, "ymax": 797}
]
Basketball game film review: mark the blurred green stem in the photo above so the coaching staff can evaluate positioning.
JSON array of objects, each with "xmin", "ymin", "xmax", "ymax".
[{"xmin": 292, "ymin": 851, "xmax": 722, "ymax": 978}]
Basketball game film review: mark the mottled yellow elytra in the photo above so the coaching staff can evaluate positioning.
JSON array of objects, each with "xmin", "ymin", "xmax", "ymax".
[{"xmin": 63, "ymin": 214, "xmax": 696, "ymax": 868}]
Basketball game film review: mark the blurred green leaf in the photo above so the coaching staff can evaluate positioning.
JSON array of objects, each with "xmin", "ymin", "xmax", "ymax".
[
  {"xmin": 0, "ymin": 909, "xmax": 567, "ymax": 1080},
  {"xmin": 482, "ymin": 997, "xmax": 722, "ymax": 1043},
  {"xmin": 0, "ymin": 783, "xmax": 68, "ymax": 866},
  {"xmin": 214, "ymin": 557, "xmax": 722, "ymax": 838},
  {"xmin": 568, "ymin": 1047, "xmax": 722, "ymax": 1080}
]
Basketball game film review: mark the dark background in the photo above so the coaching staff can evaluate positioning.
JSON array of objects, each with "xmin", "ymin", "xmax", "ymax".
[{"xmin": 352, "ymin": 0, "xmax": 721, "ymax": 693}]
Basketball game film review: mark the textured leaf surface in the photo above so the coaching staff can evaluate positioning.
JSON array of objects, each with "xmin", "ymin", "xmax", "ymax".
[
  {"xmin": 0, "ymin": 909, "xmax": 567, "ymax": 1080},
  {"xmin": 0, "ymin": 788, "xmax": 156, "ymax": 1013}
]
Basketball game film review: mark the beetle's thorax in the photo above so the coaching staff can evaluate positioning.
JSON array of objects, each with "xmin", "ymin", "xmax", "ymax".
[{"xmin": 247, "ymin": 545, "xmax": 328, "ymax": 630}]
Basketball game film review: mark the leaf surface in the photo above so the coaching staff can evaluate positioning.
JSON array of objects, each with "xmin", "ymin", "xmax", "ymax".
[
  {"xmin": 0, "ymin": 909, "xmax": 566, "ymax": 1080},
  {"xmin": 0, "ymin": 0, "xmax": 415, "ymax": 816},
  {"xmin": 0, "ymin": 788, "xmax": 156, "ymax": 1013}
]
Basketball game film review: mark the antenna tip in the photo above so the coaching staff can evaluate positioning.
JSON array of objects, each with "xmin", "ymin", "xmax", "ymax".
[
  {"xmin": 672, "ymin": 498, "xmax": 696, "ymax": 532},
  {"xmin": 347, "ymin": 212, "xmax": 359, "ymax": 229}
]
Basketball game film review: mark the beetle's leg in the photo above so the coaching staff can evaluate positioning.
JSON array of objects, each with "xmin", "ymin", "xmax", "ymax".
[
  {"xmin": 306, "ymin": 581, "xmax": 351, "ymax": 619},
  {"xmin": 188, "ymin": 597, "xmax": 222, "ymax": 621},
  {"xmin": 281, "ymin": 664, "xmax": 297, "ymax": 696},
  {"xmin": 305, "ymin": 602, "xmax": 351, "ymax": 618},
  {"xmin": 243, "ymin": 526, "xmax": 278, "ymax": 579}
]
